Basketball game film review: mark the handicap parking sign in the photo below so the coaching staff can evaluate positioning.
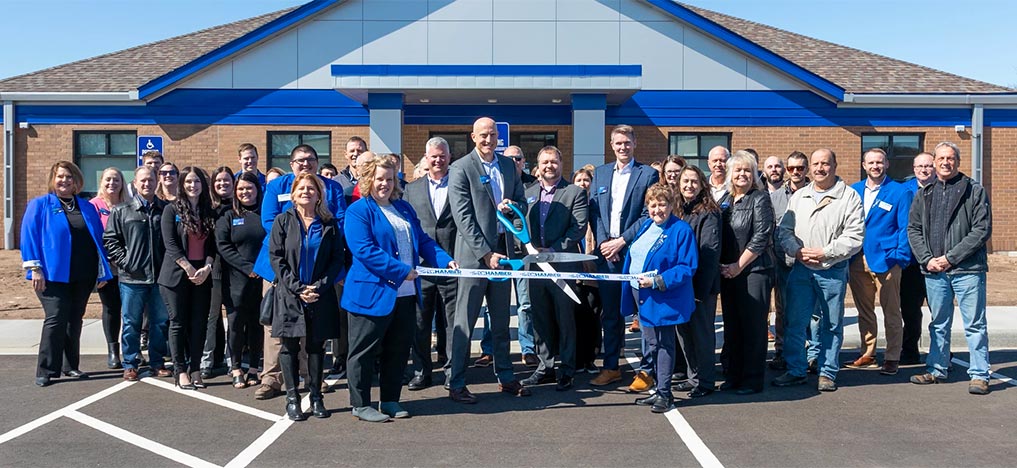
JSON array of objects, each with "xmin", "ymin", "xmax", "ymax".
[
  {"xmin": 137, "ymin": 136, "xmax": 163, "ymax": 165},
  {"xmin": 496, "ymin": 122, "xmax": 510, "ymax": 151}
]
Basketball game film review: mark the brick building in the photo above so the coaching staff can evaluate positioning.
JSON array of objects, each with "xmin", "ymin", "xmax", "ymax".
[{"xmin": 2, "ymin": 0, "xmax": 1016, "ymax": 250}]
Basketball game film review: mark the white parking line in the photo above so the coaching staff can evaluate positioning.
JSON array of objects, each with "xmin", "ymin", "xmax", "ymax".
[
  {"xmin": 224, "ymin": 418, "xmax": 293, "ymax": 468},
  {"xmin": 140, "ymin": 377, "xmax": 282, "ymax": 422},
  {"xmin": 0, "ymin": 380, "xmax": 135, "ymax": 445},
  {"xmin": 65, "ymin": 410, "xmax": 219, "ymax": 468},
  {"xmin": 623, "ymin": 352, "xmax": 724, "ymax": 468},
  {"xmin": 951, "ymin": 357, "xmax": 1017, "ymax": 387}
]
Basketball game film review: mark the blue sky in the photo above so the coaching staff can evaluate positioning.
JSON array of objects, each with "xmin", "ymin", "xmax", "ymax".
[{"xmin": 1, "ymin": 0, "xmax": 1014, "ymax": 88}]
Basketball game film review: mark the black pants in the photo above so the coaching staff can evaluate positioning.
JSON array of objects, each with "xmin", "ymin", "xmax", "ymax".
[
  {"xmin": 574, "ymin": 283, "xmax": 602, "ymax": 368},
  {"xmin": 280, "ymin": 337, "xmax": 324, "ymax": 393},
  {"xmin": 347, "ymin": 296, "xmax": 415, "ymax": 408},
  {"xmin": 161, "ymin": 265, "xmax": 213, "ymax": 375},
  {"xmin": 202, "ymin": 278, "xmax": 228, "ymax": 370},
  {"xmin": 36, "ymin": 279, "xmax": 95, "ymax": 377},
  {"xmin": 530, "ymin": 278, "xmax": 577, "ymax": 376},
  {"xmin": 720, "ymin": 270, "xmax": 772, "ymax": 392},
  {"xmin": 900, "ymin": 261, "xmax": 927, "ymax": 360},
  {"xmin": 412, "ymin": 277, "xmax": 456, "ymax": 378},
  {"xmin": 97, "ymin": 278, "xmax": 121, "ymax": 344},
  {"xmin": 329, "ymin": 282, "xmax": 349, "ymax": 369},
  {"xmin": 678, "ymin": 294, "xmax": 718, "ymax": 391},
  {"xmin": 228, "ymin": 276, "xmax": 263, "ymax": 371}
]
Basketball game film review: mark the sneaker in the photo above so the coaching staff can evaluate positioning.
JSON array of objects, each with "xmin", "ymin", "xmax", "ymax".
[
  {"xmin": 123, "ymin": 368, "xmax": 139, "ymax": 382},
  {"xmin": 879, "ymin": 360, "xmax": 899, "ymax": 376},
  {"xmin": 379, "ymin": 401, "xmax": 410, "ymax": 419},
  {"xmin": 352, "ymin": 406, "xmax": 391, "ymax": 423},
  {"xmin": 590, "ymin": 369, "xmax": 622, "ymax": 386},
  {"xmin": 254, "ymin": 384, "xmax": 282, "ymax": 400},
  {"xmin": 968, "ymin": 379, "xmax": 990, "ymax": 395},
  {"xmin": 843, "ymin": 355, "xmax": 878, "ymax": 369},
  {"xmin": 472, "ymin": 354, "xmax": 493, "ymax": 368},
  {"xmin": 910, "ymin": 372, "xmax": 943, "ymax": 385},
  {"xmin": 627, "ymin": 371, "xmax": 654, "ymax": 393},
  {"xmin": 771, "ymin": 372, "xmax": 807, "ymax": 387},
  {"xmin": 817, "ymin": 376, "xmax": 837, "ymax": 392}
]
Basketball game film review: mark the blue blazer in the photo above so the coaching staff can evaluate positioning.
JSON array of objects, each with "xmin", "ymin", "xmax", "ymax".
[
  {"xmin": 589, "ymin": 161, "xmax": 660, "ymax": 250},
  {"xmin": 20, "ymin": 194, "xmax": 112, "ymax": 283},
  {"xmin": 342, "ymin": 197, "xmax": 453, "ymax": 317},
  {"xmin": 851, "ymin": 178, "xmax": 913, "ymax": 274},
  {"xmin": 621, "ymin": 216, "xmax": 698, "ymax": 327}
]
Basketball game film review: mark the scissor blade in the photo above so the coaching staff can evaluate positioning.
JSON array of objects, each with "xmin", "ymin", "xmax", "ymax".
[
  {"xmin": 524, "ymin": 243, "xmax": 582, "ymax": 304},
  {"xmin": 522, "ymin": 252, "xmax": 597, "ymax": 264}
]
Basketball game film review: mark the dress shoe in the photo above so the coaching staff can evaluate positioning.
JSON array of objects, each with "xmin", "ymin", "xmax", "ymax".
[
  {"xmin": 407, "ymin": 375, "xmax": 432, "ymax": 391},
  {"xmin": 651, "ymin": 394, "xmax": 675, "ymax": 414},
  {"xmin": 771, "ymin": 372, "xmax": 807, "ymax": 387},
  {"xmin": 590, "ymin": 369, "xmax": 622, "ymax": 386},
  {"xmin": 671, "ymin": 372, "xmax": 688, "ymax": 382},
  {"xmin": 192, "ymin": 374, "xmax": 207, "ymax": 389},
  {"xmin": 879, "ymin": 360, "xmax": 900, "ymax": 376},
  {"xmin": 719, "ymin": 381, "xmax": 739, "ymax": 391},
  {"xmin": 311, "ymin": 398, "xmax": 329, "ymax": 419},
  {"xmin": 673, "ymin": 381, "xmax": 695, "ymax": 392},
  {"xmin": 629, "ymin": 319, "xmax": 641, "ymax": 333},
  {"xmin": 628, "ymin": 371, "xmax": 654, "ymax": 393},
  {"xmin": 499, "ymin": 380, "xmax": 532, "ymax": 397},
  {"xmin": 63, "ymin": 370, "xmax": 89, "ymax": 379},
  {"xmin": 807, "ymin": 359, "xmax": 819, "ymax": 375},
  {"xmin": 817, "ymin": 376, "xmax": 837, "ymax": 392},
  {"xmin": 380, "ymin": 401, "xmax": 410, "ymax": 419},
  {"xmin": 286, "ymin": 393, "xmax": 307, "ymax": 421},
  {"xmin": 635, "ymin": 393, "xmax": 660, "ymax": 406},
  {"xmin": 688, "ymin": 387, "xmax": 714, "ymax": 398},
  {"xmin": 735, "ymin": 387, "xmax": 761, "ymax": 395},
  {"xmin": 123, "ymin": 368, "xmax": 139, "ymax": 382},
  {"xmin": 175, "ymin": 373, "xmax": 196, "ymax": 391},
  {"xmin": 555, "ymin": 375, "xmax": 574, "ymax": 391},
  {"xmin": 352, "ymin": 406, "xmax": 390, "ymax": 423},
  {"xmin": 154, "ymin": 367, "xmax": 173, "ymax": 378},
  {"xmin": 449, "ymin": 387, "xmax": 478, "ymax": 404},
  {"xmin": 200, "ymin": 369, "xmax": 214, "ymax": 380},
  {"xmin": 910, "ymin": 372, "xmax": 943, "ymax": 385},
  {"xmin": 472, "ymin": 354, "xmax": 493, "ymax": 368},
  {"xmin": 255, "ymin": 384, "xmax": 282, "ymax": 400},
  {"xmin": 522, "ymin": 353, "xmax": 540, "ymax": 368},
  {"xmin": 768, "ymin": 354, "xmax": 788, "ymax": 371},
  {"xmin": 35, "ymin": 376, "xmax": 51, "ymax": 387},
  {"xmin": 843, "ymin": 355, "xmax": 878, "ymax": 369},
  {"xmin": 521, "ymin": 370, "xmax": 556, "ymax": 386},
  {"xmin": 968, "ymin": 379, "xmax": 990, "ymax": 395}
]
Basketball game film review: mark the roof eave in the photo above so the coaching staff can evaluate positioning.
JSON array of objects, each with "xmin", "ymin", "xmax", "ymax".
[
  {"xmin": 0, "ymin": 91, "xmax": 139, "ymax": 102},
  {"xmin": 843, "ymin": 92, "xmax": 1017, "ymax": 107}
]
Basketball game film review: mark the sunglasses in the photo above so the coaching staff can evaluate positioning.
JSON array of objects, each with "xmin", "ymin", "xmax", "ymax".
[
  {"xmin": 159, "ymin": 170, "xmax": 178, "ymax": 176},
  {"xmin": 511, "ymin": 157, "xmax": 524, "ymax": 162},
  {"xmin": 786, "ymin": 166, "xmax": 806, "ymax": 172}
]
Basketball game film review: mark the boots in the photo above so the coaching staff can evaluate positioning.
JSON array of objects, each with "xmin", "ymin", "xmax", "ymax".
[
  {"xmin": 107, "ymin": 343, "xmax": 122, "ymax": 370},
  {"xmin": 307, "ymin": 353, "xmax": 329, "ymax": 419},
  {"xmin": 279, "ymin": 351, "xmax": 306, "ymax": 421},
  {"xmin": 285, "ymin": 389, "xmax": 306, "ymax": 421}
]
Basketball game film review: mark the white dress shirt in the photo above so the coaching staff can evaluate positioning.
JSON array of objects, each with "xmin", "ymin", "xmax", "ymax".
[{"xmin": 609, "ymin": 160, "xmax": 633, "ymax": 238}]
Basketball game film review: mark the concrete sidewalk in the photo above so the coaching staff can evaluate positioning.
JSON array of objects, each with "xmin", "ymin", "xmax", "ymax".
[{"xmin": 1, "ymin": 306, "xmax": 1015, "ymax": 355}]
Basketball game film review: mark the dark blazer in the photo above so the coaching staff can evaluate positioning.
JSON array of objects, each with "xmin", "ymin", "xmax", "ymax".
[
  {"xmin": 269, "ymin": 209, "xmax": 343, "ymax": 342},
  {"xmin": 523, "ymin": 178, "xmax": 588, "ymax": 271},
  {"xmin": 682, "ymin": 206, "xmax": 722, "ymax": 299},
  {"xmin": 588, "ymin": 161, "xmax": 659, "ymax": 252},
  {"xmin": 718, "ymin": 188, "xmax": 774, "ymax": 272},
  {"xmin": 158, "ymin": 203, "xmax": 218, "ymax": 288},
  {"xmin": 404, "ymin": 174, "xmax": 456, "ymax": 256},
  {"xmin": 448, "ymin": 149, "xmax": 526, "ymax": 268}
]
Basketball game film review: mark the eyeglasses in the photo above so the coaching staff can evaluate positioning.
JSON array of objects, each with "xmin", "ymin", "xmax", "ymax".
[
  {"xmin": 159, "ymin": 170, "xmax": 178, "ymax": 177},
  {"xmin": 913, "ymin": 164, "xmax": 934, "ymax": 169},
  {"xmin": 291, "ymin": 157, "xmax": 317, "ymax": 165},
  {"xmin": 786, "ymin": 166, "xmax": 806, "ymax": 172}
]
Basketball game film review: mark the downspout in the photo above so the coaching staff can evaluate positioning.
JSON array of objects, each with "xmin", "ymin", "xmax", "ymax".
[
  {"xmin": 971, "ymin": 104, "xmax": 984, "ymax": 185},
  {"xmin": 2, "ymin": 101, "xmax": 14, "ymax": 249}
]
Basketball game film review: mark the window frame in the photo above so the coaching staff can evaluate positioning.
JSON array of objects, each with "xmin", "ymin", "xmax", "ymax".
[
  {"xmin": 860, "ymin": 133, "xmax": 925, "ymax": 182},
  {"xmin": 72, "ymin": 130, "xmax": 138, "ymax": 196},
  {"xmin": 266, "ymin": 131, "xmax": 332, "ymax": 172},
  {"xmin": 667, "ymin": 132, "xmax": 733, "ymax": 172},
  {"xmin": 510, "ymin": 131, "xmax": 558, "ymax": 174}
]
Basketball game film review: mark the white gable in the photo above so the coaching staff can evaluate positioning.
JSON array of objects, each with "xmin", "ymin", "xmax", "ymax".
[{"xmin": 180, "ymin": 0, "xmax": 809, "ymax": 92}]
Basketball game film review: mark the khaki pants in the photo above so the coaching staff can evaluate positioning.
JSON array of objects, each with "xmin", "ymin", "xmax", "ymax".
[
  {"xmin": 258, "ymin": 280, "xmax": 307, "ymax": 389},
  {"xmin": 848, "ymin": 255, "xmax": 903, "ymax": 361}
]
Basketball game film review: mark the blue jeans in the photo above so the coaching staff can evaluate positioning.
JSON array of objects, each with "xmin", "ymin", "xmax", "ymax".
[
  {"xmin": 924, "ymin": 272, "xmax": 989, "ymax": 380},
  {"xmin": 480, "ymin": 279, "xmax": 535, "ymax": 356},
  {"xmin": 120, "ymin": 282, "xmax": 169, "ymax": 370},
  {"xmin": 783, "ymin": 262, "xmax": 848, "ymax": 380}
]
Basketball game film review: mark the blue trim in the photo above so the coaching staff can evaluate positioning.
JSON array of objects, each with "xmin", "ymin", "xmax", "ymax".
[
  {"xmin": 404, "ymin": 105, "xmax": 572, "ymax": 125},
  {"xmin": 137, "ymin": 0, "xmax": 343, "ymax": 100},
  {"xmin": 643, "ymin": 0, "xmax": 845, "ymax": 101},
  {"xmin": 572, "ymin": 94, "xmax": 607, "ymax": 111},
  {"xmin": 331, "ymin": 64, "xmax": 642, "ymax": 77},
  {"xmin": 367, "ymin": 93, "xmax": 404, "ymax": 110},
  {"xmin": 986, "ymin": 109, "xmax": 1017, "ymax": 127}
]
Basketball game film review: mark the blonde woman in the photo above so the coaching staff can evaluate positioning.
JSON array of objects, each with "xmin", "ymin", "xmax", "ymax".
[{"xmin": 90, "ymin": 167, "xmax": 128, "ymax": 369}]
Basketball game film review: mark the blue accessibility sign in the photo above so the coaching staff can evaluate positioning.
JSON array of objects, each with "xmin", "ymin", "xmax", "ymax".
[
  {"xmin": 137, "ymin": 136, "xmax": 163, "ymax": 165},
  {"xmin": 495, "ymin": 122, "xmax": 510, "ymax": 151}
]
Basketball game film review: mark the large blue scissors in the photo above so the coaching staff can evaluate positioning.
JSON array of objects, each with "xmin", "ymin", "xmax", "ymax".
[{"xmin": 496, "ymin": 203, "xmax": 583, "ymax": 304}]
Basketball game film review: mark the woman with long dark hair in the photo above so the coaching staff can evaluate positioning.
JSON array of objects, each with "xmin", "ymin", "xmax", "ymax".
[
  {"xmin": 200, "ymin": 166, "xmax": 235, "ymax": 378},
  {"xmin": 90, "ymin": 167, "xmax": 128, "ymax": 369},
  {"xmin": 216, "ymin": 171, "xmax": 265, "ymax": 388},
  {"xmin": 159, "ymin": 166, "xmax": 217, "ymax": 390}
]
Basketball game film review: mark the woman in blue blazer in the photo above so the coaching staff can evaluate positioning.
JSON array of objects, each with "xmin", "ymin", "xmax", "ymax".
[
  {"xmin": 21, "ymin": 161, "xmax": 112, "ymax": 387},
  {"xmin": 622, "ymin": 183, "xmax": 698, "ymax": 413},
  {"xmin": 343, "ymin": 156, "xmax": 456, "ymax": 423}
]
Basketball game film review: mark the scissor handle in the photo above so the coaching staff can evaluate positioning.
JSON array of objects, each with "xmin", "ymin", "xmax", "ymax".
[
  {"xmin": 495, "ymin": 203, "xmax": 530, "ymax": 245},
  {"xmin": 498, "ymin": 258, "xmax": 525, "ymax": 270}
]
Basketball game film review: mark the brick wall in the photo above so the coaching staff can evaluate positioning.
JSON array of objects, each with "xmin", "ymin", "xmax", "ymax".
[{"xmin": 987, "ymin": 127, "xmax": 1016, "ymax": 251}]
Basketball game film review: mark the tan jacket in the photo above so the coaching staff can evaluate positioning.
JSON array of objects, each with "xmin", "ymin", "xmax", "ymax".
[{"xmin": 776, "ymin": 178, "xmax": 864, "ymax": 270}]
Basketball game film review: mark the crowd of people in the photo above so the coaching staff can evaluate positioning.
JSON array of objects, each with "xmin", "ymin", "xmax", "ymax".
[{"xmin": 20, "ymin": 117, "xmax": 994, "ymax": 422}]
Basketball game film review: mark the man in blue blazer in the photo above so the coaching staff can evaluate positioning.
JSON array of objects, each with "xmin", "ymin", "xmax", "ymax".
[
  {"xmin": 588, "ymin": 125, "xmax": 660, "ymax": 387},
  {"xmin": 845, "ymin": 148, "xmax": 913, "ymax": 376}
]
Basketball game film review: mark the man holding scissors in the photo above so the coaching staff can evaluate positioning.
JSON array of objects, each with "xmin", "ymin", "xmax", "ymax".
[{"xmin": 446, "ymin": 117, "xmax": 529, "ymax": 403}]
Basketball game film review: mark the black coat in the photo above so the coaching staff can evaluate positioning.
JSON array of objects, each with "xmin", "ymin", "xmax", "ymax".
[
  {"xmin": 215, "ymin": 208, "xmax": 265, "ymax": 304},
  {"xmin": 269, "ymin": 209, "xmax": 343, "ymax": 342},
  {"xmin": 719, "ymin": 188, "xmax": 774, "ymax": 272},
  {"xmin": 682, "ymin": 207, "xmax": 722, "ymax": 299},
  {"xmin": 158, "ymin": 203, "xmax": 218, "ymax": 288}
]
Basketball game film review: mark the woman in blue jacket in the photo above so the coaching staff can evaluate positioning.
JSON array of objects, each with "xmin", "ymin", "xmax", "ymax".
[
  {"xmin": 623, "ymin": 183, "xmax": 698, "ymax": 413},
  {"xmin": 21, "ymin": 161, "xmax": 112, "ymax": 387},
  {"xmin": 343, "ymin": 156, "xmax": 456, "ymax": 423}
]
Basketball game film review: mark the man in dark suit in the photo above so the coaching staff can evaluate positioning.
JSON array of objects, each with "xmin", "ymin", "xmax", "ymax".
[
  {"xmin": 519, "ymin": 146, "xmax": 588, "ymax": 391},
  {"xmin": 588, "ymin": 124, "xmax": 660, "ymax": 387},
  {"xmin": 447, "ymin": 117, "xmax": 529, "ymax": 403},
  {"xmin": 404, "ymin": 137, "xmax": 457, "ymax": 391}
]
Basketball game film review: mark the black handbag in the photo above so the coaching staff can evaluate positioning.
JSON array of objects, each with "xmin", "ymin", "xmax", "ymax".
[{"xmin": 259, "ymin": 283, "xmax": 275, "ymax": 326}]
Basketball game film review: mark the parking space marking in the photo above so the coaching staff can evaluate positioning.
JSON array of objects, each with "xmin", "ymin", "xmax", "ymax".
[
  {"xmin": 0, "ymin": 380, "xmax": 135, "ymax": 445},
  {"xmin": 623, "ymin": 352, "xmax": 724, "ymax": 468},
  {"xmin": 65, "ymin": 410, "xmax": 219, "ymax": 468},
  {"xmin": 951, "ymin": 357, "xmax": 1017, "ymax": 387},
  {"xmin": 140, "ymin": 377, "xmax": 282, "ymax": 422},
  {"xmin": 224, "ymin": 418, "xmax": 293, "ymax": 468}
]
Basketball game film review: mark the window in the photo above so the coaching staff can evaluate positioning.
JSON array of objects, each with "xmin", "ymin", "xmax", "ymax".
[
  {"xmin": 668, "ymin": 133, "xmax": 732, "ymax": 173},
  {"xmin": 510, "ymin": 132, "xmax": 557, "ymax": 174},
  {"xmin": 267, "ymin": 131, "xmax": 332, "ymax": 171},
  {"xmin": 73, "ymin": 131, "xmax": 138, "ymax": 195},
  {"xmin": 861, "ymin": 133, "xmax": 924, "ymax": 181},
  {"xmin": 429, "ymin": 132, "xmax": 472, "ymax": 161}
]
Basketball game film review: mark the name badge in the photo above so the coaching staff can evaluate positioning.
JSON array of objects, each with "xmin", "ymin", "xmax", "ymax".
[
  {"xmin": 175, "ymin": 215, "xmax": 181, "ymax": 222},
  {"xmin": 99, "ymin": 208, "xmax": 111, "ymax": 216},
  {"xmin": 277, "ymin": 193, "xmax": 291, "ymax": 202},
  {"xmin": 877, "ymin": 201, "xmax": 892, "ymax": 211},
  {"xmin": 597, "ymin": 186, "xmax": 608, "ymax": 194},
  {"xmin": 527, "ymin": 196, "xmax": 537, "ymax": 204},
  {"xmin": 232, "ymin": 218, "xmax": 245, "ymax": 226},
  {"xmin": 480, "ymin": 175, "xmax": 491, "ymax": 185}
]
